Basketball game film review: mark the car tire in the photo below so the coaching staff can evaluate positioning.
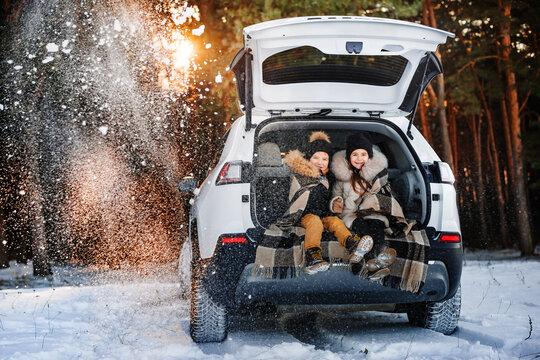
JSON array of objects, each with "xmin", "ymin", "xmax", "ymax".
[
  {"xmin": 178, "ymin": 238, "xmax": 192, "ymax": 300},
  {"xmin": 190, "ymin": 274, "xmax": 228, "ymax": 343},
  {"xmin": 407, "ymin": 284, "xmax": 461, "ymax": 335}
]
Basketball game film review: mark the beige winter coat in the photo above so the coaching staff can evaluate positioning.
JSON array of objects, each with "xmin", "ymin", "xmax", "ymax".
[{"xmin": 329, "ymin": 147, "xmax": 390, "ymax": 229}]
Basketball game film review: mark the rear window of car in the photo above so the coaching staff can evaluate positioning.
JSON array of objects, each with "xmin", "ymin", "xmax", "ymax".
[{"xmin": 262, "ymin": 46, "xmax": 408, "ymax": 86}]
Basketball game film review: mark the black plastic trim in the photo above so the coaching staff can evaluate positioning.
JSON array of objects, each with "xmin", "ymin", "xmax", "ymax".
[
  {"xmin": 399, "ymin": 52, "xmax": 443, "ymax": 114},
  {"xmin": 422, "ymin": 162, "xmax": 442, "ymax": 183},
  {"xmin": 231, "ymin": 48, "xmax": 247, "ymax": 107},
  {"xmin": 200, "ymin": 233, "xmax": 257, "ymax": 308},
  {"xmin": 235, "ymin": 260, "xmax": 451, "ymax": 306}
]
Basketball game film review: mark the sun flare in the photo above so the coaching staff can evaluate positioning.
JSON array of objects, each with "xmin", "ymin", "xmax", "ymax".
[
  {"xmin": 153, "ymin": 2, "xmax": 202, "ymax": 94},
  {"xmin": 172, "ymin": 39, "xmax": 194, "ymax": 70}
]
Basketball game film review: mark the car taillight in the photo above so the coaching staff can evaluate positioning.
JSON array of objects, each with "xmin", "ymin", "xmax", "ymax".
[
  {"xmin": 221, "ymin": 236, "xmax": 247, "ymax": 244},
  {"xmin": 439, "ymin": 233, "xmax": 460, "ymax": 243},
  {"xmin": 438, "ymin": 162, "xmax": 455, "ymax": 184},
  {"xmin": 216, "ymin": 161, "xmax": 243, "ymax": 185}
]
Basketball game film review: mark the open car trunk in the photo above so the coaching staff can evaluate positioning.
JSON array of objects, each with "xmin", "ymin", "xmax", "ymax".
[
  {"xmin": 252, "ymin": 118, "xmax": 429, "ymax": 231},
  {"xmin": 230, "ymin": 16, "xmax": 454, "ymax": 132}
]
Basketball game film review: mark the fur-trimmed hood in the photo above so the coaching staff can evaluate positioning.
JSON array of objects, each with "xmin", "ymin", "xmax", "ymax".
[
  {"xmin": 331, "ymin": 146, "xmax": 388, "ymax": 183},
  {"xmin": 284, "ymin": 150, "xmax": 321, "ymax": 178}
]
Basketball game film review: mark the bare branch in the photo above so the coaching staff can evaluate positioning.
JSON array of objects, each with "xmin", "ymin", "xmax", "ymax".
[
  {"xmin": 519, "ymin": 89, "xmax": 531, "ymax": 114},
  {"xmin": 456, "ymin": 55, "xmax": 500, "ymax": 75}
]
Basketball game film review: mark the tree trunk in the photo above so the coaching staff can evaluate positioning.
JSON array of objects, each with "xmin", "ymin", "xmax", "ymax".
[
  {"xmin": 0, "ymin": 206, "xmax": 9, "ymax": 268},
  {"xmin": 423, "ymin": 0, "xmax": 454, "ymax": 170},
  {"xmin": 499, "ymin": 99, "xmax": 512, "ymax": 202},
  {"xmin": 418, "ymin": 94, "xmax": 432, "ymax": 144},
  {"xmin": 2, "ymin": 0, "xmax": 51, "ymax": 274},
  {"xmin": 470, "ymin": 66, "xmax": 510, "ymax": 248},
  {"xmin": 467, "ymin": 115, "xmax": 489, "ymax": 246},
  {"xmin": 447, "ymin": 100, "xmax": 459, "ymax": 182},
  {"xmin": 498, "ymin": 0, "xmax": 533, "ymax": 255},
  {"xmin": 26, "ymin": 168, "xmax": 51, "ymax": 276},
  {"xmin": 497, "ymin": 51, "xmax": 515, "ymax": 203}
]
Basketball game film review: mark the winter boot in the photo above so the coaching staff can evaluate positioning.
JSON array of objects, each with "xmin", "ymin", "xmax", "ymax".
[
  {"xmin": 365, "ymin": 248, "xmax": 397, "ymax": 272},
  {"xmin": 346, "ymin": 235, "xmax": 374, "ymax": 264},
  {"xmin": 367, "ymin": 268, "xmax": 391, "ymax": 282},
  {"xmin": 304, "ymin": 247, "xmax": 329, "ymax": 275}
]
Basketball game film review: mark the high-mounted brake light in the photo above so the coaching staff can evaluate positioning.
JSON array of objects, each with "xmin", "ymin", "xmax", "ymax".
[
  {"xmin": 440, "ymin": 234, "xmax": 460, "ymax": 243},
  {"xmin": 438, "ymin": 162, "xmax": 455, "ymax": 184},
  {"xmin": 216, "ymin": 161, "xmax": 243, "ymax": 185},
  {"xmin": 222, "ymin": 236, "xmax": 247, "ymax": 244}
]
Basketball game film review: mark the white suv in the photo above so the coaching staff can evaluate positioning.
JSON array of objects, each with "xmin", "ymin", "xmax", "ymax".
[{"xmin": 179, "ymin": 16, "xmax": 462, "ymax": 343}]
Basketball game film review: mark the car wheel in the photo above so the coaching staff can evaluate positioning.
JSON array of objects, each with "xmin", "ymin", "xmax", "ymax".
[
  {"xmin": 190, "ymin": 273, "xmax": 228, "ymax": 343},
  {"xmin": 178, "ymin": 238, "xmax": 192, "ymax": 300},
  {"xmin": 407, "ymin": 284, "xmax": 461, "ymax": 335}
]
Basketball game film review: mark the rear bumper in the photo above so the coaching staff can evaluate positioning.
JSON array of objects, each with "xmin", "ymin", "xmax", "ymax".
[
  {"xmin": 234, "ymin": 260, "xmax": 450, "ymax": 306},
  {"xmin": 200, "ymin": 231, "xmax": 462, "ymax": 309}
]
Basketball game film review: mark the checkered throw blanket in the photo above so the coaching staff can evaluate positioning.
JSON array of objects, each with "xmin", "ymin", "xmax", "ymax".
[
  {"xmin": 253, "ymin": 168, "xmax": 429, "ymax": 294},
  {"xmin": 379, "ymin": 230, "xmax": 430, "ymax": 293},
  {"xmin": 354, "ymin": 169, "xmax": 429, "ymax": 293},
  {"xmin": 252, "ymin": 170, "xmax": 322, "ymax": 278}
]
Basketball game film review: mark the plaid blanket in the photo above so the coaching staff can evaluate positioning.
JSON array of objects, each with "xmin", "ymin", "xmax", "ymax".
[
  {"xmin": 252, "ymin": 150, "xmax": 326, "ymax": 278},
  {"xmin": 381, "ymin": 230, "xmax": 430, "ymax": 293},
  {"xmin": 252, "ymin": 155, "xmax": 429, "ymax": 294},
  {"xmin": 353, "ymin": 168, "xmax": 429, "ymax": 292}
]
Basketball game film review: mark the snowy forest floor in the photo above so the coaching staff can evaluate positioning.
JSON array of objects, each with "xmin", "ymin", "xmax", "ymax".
[{"xmin": 0, "ymin": 250, "xmax": 539, "ymax": 360}]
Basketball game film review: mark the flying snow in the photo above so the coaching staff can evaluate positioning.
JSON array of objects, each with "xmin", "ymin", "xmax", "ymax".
[
  {"xmin": 114, "ymin": 19, "xmax": 122, "ymax": 31},
  {"xmin": 46, "ymin": 42, "xmax": 59, "ymax": 52},
  {"xmin": 98, "ymin": 125, "xmax": 109, "ymax": 135},
  {"xmin": 192, "ymin": 25, "xmax": 205, "ymax": 36}
]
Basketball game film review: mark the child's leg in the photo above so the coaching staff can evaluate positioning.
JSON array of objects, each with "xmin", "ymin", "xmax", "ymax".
[
  {"xmin": 352, "ymin": 218, "xmax": 396, "ymax": 279},
  {"xmin": 351, "ymin": 218, "xmax": 386, "ymax": 258},
  {"xmin": 300, "ymin": 213, "xmax": 324, "ymax": 250},
  {"xmin": 301, "ymin": 214, "xmax": 329, "ymax": 274},
  {"xmin": 321, "ymin": 216, "xmax": 352, "ymax": 247},
  {"xmin": 364, "ymin": 219, "xmax": 387, "ymax": 256}
]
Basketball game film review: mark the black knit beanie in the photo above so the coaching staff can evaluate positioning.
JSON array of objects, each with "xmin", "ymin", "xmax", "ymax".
[
  {"xmin": 305, "ymin": 131, "xmax": 333, "ymax": 159},
  {"xmin": 346, "ymin": 133, "xmax": 373, "ymax": 160}
]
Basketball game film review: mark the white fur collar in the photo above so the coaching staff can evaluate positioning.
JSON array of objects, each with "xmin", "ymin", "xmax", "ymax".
[{"xmin": 331, "ymin": 146, "xmax": 388, "ymax": 183}]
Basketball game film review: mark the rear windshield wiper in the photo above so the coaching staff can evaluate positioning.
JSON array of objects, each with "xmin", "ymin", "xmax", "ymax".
[{"xmin": 308, "ymin": 108, "xmax": 332, "ymax": 117}]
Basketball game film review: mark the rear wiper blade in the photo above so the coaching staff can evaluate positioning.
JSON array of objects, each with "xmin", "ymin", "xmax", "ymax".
[{"xmin": 308, "ymin": 108, "xmax": 332, "ymax": 117}]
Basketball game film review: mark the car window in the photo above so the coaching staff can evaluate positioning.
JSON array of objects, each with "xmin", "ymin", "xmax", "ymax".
[
  {"xmin": 206, "ymin": 127, "xmax": 231, "ymax": 175},
  {"xmin": 262, "ymin": 46, "xmax": 408, "ymax": 86}
]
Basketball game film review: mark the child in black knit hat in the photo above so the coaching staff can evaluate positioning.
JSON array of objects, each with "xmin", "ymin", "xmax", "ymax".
[{"xmin": 330, "ymin": 132, "xmax": 398, "ymax": 281}]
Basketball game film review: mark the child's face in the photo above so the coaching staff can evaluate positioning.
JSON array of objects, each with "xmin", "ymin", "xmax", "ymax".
[
  {"xmin": 310, "ymin": 151, "xmax": 330, "ymax": 172},
  {"xmin": 349, "ymin": 149, "xmax": 370, "ymax": 170}
]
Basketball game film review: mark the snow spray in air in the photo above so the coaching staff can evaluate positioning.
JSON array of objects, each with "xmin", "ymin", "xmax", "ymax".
[{"xmin": 0, "ymin": 0, "xmax": 205, "ymax": 269}]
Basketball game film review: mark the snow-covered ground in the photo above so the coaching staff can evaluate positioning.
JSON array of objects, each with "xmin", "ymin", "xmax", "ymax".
[{"xmin": 1, "ymin": 252, "xmax": 539, "ymax": 360}]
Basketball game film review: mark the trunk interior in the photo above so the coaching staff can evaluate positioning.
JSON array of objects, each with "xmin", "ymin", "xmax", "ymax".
[{"xmin": 252, "ymin": 118, "xmax": 428, "ymax": 231}]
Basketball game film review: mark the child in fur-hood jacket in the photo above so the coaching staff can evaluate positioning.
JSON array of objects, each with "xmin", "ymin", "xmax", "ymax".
[
  {"xmin": 330, "ymin": 133, "xmax": 409, "ymax": 281},
  {"xmin": 252, "ymin": 131, "xmax": 374, "ymax": 277}
]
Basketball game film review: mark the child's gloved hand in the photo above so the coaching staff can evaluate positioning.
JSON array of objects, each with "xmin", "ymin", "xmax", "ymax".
[{"xmin": 332, "ymin": 197, "xmax": 344, "ymax": 213}]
